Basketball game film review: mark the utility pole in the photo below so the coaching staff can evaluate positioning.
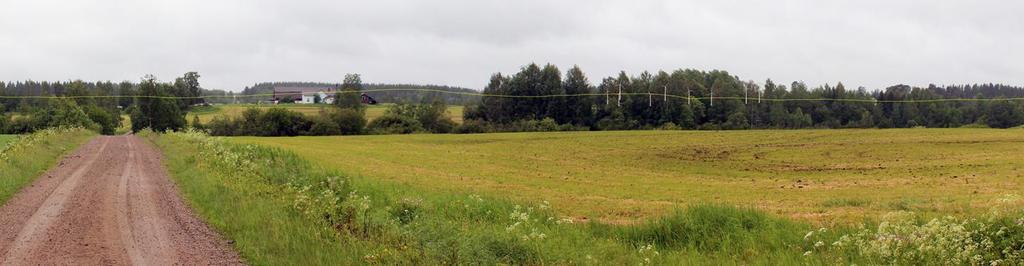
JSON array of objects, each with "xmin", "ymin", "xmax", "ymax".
[
  {"xmin": 744, "ymin": 83, "xmax": 749, "ymax": 104},
  {"xmin": 687, "ymin": 87, "xmax": 691, "ymax": 105},
  {"xmin": 617, "ymin": 84, "xmax": 622, "ymax": 107},
  {"xmin": 663, "ymin": 85, "xmax": 667, "ymax": 102},
  {"xmin": 710, "ymin": 87, "xmax": 714, "ymax": 107},
  {"xmin": 648, "ymin": 88, "xmax": 652, "ymax": 107}
]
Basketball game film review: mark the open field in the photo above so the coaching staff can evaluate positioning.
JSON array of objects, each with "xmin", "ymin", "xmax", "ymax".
[
  {"xmin": 153, "ymin": 131, "xmax": 815, "ymax": 264},
  {"xmin": 189, "ymin": 104, "xmax": 464, "ymax": 124},
  {"xmin": 232, "ymin": 128, "xmax": 1024, "ymax": 225},
  {"xmin": 159, "ymin": 129, "xmax": 1024, "ymax": 264}
]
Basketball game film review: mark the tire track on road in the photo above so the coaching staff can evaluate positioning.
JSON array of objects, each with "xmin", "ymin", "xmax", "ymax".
[
  {"xmin": 0, "ymin": 137, "xmax": 111, "ymax": 264},
  {"xmin": 0, "ymin": 135, "xmax": 241, "ymax": 265}
]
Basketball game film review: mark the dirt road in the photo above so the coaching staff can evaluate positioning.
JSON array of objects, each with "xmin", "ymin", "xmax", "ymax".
[{"xmin": 0, "ymin": 135, "xmax": 241, "ymax": 265}]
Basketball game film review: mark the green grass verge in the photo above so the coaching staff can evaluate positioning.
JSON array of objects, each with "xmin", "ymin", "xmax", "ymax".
[
  {"xmin": 147, "ymin": 131, "xmax": 826, "ymax": 265},
  {"xmin": 0, "ymin": 128, "xmax": 95, "ymax": 205}
]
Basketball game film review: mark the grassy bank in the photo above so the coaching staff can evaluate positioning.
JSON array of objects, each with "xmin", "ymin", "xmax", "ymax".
[{"xmin": 0, "ymin": 128, "xmax": 95, "ymax": 204}]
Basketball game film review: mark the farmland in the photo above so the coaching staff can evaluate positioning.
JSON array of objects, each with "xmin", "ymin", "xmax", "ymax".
[
  {"xmin": 188, "ymin": 104, "xmax": 464, "ymax": 124},
  {"xmin": 232, "ymin": 128, "xmax": 1024, "ymax": 225}
]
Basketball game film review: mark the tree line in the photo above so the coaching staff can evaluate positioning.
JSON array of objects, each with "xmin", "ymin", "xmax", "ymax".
[
  {"xmin": 4, "ymin": 66, "xmax": 1023, "ymax": 136},
  {"xmin": 0, "ymin": 72, "xmax": 204, "ymax": 134},
  {"xmin": 464, "ymin": 63, "xmax": 1024, "ymax": 130},
  {"xmin": 0, "ymin": 72, "xmax": 459, "ymax": 136},
  {"xmin": 239, "ymin": 81, "xmax": 480, "ymax": 105},
  {"xmin": 199, "ymin": 73, "xmax": 457, "ymax": 136}
]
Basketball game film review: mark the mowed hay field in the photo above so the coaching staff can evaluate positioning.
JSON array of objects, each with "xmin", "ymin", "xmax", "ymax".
[
  {"xmin": 190, "ymin": 104, "xmax": 464, "ymax": 123},
  {"xmin": 232, "ymin": 128, "xmax": 1024, "ymax": 225}
]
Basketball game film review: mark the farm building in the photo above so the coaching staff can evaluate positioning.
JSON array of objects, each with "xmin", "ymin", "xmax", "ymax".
[
  {"xmin": 272, "ymin": 86, "xmax": 337, "ymax": 104},
  {"xmin": 361, "ymin": 93, "xmax": 378, "ymax": 104}
]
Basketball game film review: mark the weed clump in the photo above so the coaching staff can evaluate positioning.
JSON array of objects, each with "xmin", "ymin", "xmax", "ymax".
[
  {"xmin": 806, "ymin": 211, "xmax": 1024, "ymax": 265},
  {"xmin": 613, "ymin": 204, "xmax": 803, "ymax": 253}
]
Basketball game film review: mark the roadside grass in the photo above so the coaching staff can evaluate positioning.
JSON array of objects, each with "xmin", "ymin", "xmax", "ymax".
[
  {"xmin": 230, "ymin": 128, "xmax": 1024, "ymax": 224},
  {"xmin": 148, "ymin": 131, "xmax": 831, "ymax": 265},
  {"xmin": 188, "ymin": 104, "xmax": 464, "ymax": 124},
  {"xmin": 0, "ymin": 128, "xmax": 95, "ymax": 205},
  {"xmin": 115, "ymin": 114, "xmax": 132, "ymax": 134}
]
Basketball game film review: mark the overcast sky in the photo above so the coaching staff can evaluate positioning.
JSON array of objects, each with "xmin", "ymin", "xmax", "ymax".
[{"xmin": 1, "ymin": 0, "xmax": 1021, "ymax": 91}]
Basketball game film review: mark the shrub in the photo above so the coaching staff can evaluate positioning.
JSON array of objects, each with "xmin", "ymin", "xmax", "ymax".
[
  {"xmin": 536, "ymin": 118, "xmax": 559, "ymax": 132},
  {"xmin": 595, "ymin": 110, "xmax": 634, "ymax": 130},
  {"xmin": 454, "ymin": 119, "xmax": 491, "ymax": 134},
  {"xmin": 324, "ymin": 108, "xmax": 366, "ymax": 135},
  {"xmin": 258, "ymin": 108, "xmax": 309, "ymax": 136},
  {"xmin": 83, "ymin": 105, "xmax": 120, "ymax": 135},
  {"xmin": 206, "ymin": 115, "xmax": 237, "ymax": 136},
  {"xmin": 657, "ymin": 122, "xmax": 681, "ymax": 130},
  {"xmin": 308, "ymin": 116, "xmax": 342, "ymax": 136},
  {"xmin": 367, "ymin": 114, "xmax": 424, "ymax": 134},
  {"xmin": 431, "ymin": 118, "xmax": 457, "ymax": 133},
  {"xmin": 7, "ymin": 115, "xmax": 37, "ymax": 134},
  {"xmin": 238, "ymin": 108, "xmax": 264, "ymax": 135},
  {"xmin": 35, "ymin": 98, "xmax": 98, "ymax": 131},
  {"xmin": 381, "ymin": 102, "xmax": 456, "ymax": 133},
  {"xmin": 722, "ymin": 111, "xmax": 750, "ymax": 130}
]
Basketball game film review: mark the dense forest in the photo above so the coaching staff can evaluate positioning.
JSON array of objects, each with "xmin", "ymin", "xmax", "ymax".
[{"xmin": 464, "ymin": 63, "xmax": 1024, "ymax": 130}]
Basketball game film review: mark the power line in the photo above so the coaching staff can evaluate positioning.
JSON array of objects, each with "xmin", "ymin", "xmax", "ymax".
[{"xmin": 1, "ymin": 88, "xmax": 1024, "ymax": 104}]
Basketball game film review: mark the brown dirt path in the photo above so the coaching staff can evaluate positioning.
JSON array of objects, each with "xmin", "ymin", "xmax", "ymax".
[{"xmin": 0, "ymin": 135, "xmax": 242, "ymax": 265}]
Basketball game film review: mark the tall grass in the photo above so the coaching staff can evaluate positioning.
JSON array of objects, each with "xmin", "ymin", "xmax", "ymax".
[
  {"xmin": 611, "ymin": 205, "xmax": 804, "ymax": 252},
  {"xmin": 0, "ymin": 128, "xmax": 94, "ymax": 204}
]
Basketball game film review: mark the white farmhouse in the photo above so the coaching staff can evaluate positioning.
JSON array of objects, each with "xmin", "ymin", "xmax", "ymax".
[{"xmin": 272, "ymin": 86, "xmax": 337, "ymax": 104}]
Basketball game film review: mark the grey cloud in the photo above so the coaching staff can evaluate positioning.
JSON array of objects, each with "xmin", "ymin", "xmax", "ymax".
[{"xmin": 1, "ymin": 0, "xmax": 1021, "ymax": 91}]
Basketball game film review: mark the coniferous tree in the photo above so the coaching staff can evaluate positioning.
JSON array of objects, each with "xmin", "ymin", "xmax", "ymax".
[{"xmin": 562, "ymin": 66, "xmax": 593, "ymax": 126}]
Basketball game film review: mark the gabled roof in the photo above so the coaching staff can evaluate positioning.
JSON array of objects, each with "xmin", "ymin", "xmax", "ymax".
[{"xmin": 273, "ymin": 86, "xmax": 336, "ymax": 94}]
